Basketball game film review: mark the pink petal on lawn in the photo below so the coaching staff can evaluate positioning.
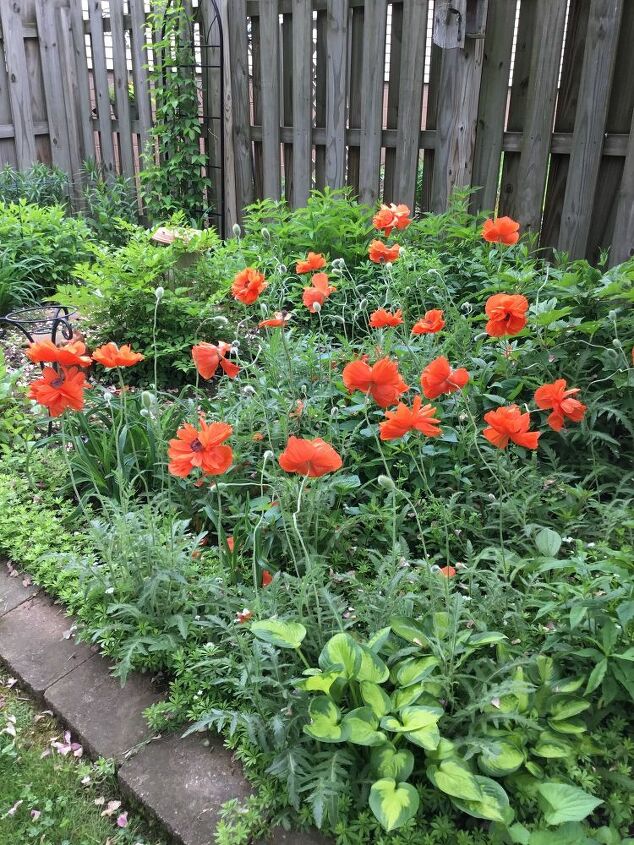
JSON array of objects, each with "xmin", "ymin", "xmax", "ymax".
[
  {"xmin": 31, "ymin": 809, "xmax": 41, "ymax": 820},
  {"xmin": 117, "ymin": 812, "xmax": 129, "ymax": 828}
]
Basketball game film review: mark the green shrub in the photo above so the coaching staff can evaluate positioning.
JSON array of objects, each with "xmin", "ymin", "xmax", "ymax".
[
  {"xmin": 0, "ymin": 199, "xmax": 94, "ymax": 299},
  {"xmin": 81, "ymin": 160, "xmax": 139, "ymax": 245},
  {"xmin": 0, "ymin": 162, "xmax": 69, "ymax": 207}
]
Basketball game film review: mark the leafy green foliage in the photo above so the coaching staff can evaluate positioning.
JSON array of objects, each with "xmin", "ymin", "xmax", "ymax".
[
  {"xmin": 140, "ymin": 0, "xmax": 211, "ymax": 224},
  {"xmin": 81, "ymin": 159, "xmax": 139, "ymax": 245},
  {"xmin": 0, "ymin": 162, "xmax": 69, "ymax": 207}
]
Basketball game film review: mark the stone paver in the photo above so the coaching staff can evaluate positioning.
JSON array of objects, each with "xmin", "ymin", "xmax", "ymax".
[
  {"xmin": 45, "ymin": 655, "xmax": 162, "ymax": 761},
  {"xmin": 0, "ymin": 563, "xmax": 39, "ymax": 616},
  {"xmin": 119, "ymin": 731, "xmax": 252, "ymax": 845},
  {"xmin": 0, "ymin": 596, "xmax": 93, "ymax": 695}
]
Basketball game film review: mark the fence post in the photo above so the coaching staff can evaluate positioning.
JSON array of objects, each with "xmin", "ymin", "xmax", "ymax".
[
  {"xmin": 0, "ymin": 3, "xmax": 37, "ymax": 169},
  {"xmin": 325, "ymin": 0, "xmax": 348, "ymax": 189},
  {"xmin": 218, "ymin": 0, "xmax": 238, "ymax": 232},
  {"xmin": 225, "ymin": 0, "xmax": 253, "ymax": 224}
]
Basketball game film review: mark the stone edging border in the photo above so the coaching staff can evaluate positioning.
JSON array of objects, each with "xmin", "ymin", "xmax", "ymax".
[{"xmin": 0, "ymin": 564, "xmax": 329, "ymax": 845}]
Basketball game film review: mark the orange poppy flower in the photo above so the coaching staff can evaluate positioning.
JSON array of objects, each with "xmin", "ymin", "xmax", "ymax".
[
  {"xmin": 438, "ymin": 566, "xmax": 456, "ymax": 578},
  {"xmin": 168, "ymin": 418, "xmax": 233, "ymax": 478},
  {"xmin": 278, "ymin": 436, "xmax": 342, "ymax": 477},
  {"xmin": 92, "ymin": 342, "xmax": 144, "ymax": 368},
  {"xmin": 482, "ymin": 216, "xmax": 520, "ymax": 246},
  {"xmin": 28, "ymin": 366, "xmax": 89, "ymax": 417},
  {"xmin": 232, "ymin": 267, "xmax": 267, "ymax": 304},
  {"xmin": 259, "ymin": 311, "xmax": 291, "ymax": 329},
  {"xmin": 302, "ymin": 273, "xmax": 336, "ymax": 313},
  {"xmin": 369, "ymin": 308, "xmax": 403, "ymax": 329},
  {"xmin": 372, "ymin": 203, "xmax": 412, "ymax": 237},
  {"xmin": 192, "ymin": 341, "xmax": 240, "ymax": 380},
  {"xmin": 342, "ymin": 356, "xmax": 409, "ymax": 408},
  {"xmin": 26, "ymin": 339, "xmax": 92, "ymax": 368},
  {"xmin": 379, "ymin": 396, "xmax": 442, "ymax": 441},
  {"xmin": 411, "ymin": 309, "xmax": 445, "ymax": 335},
  {"xmin": 296, "ymin": 252, "xmax": 327, "ymax": 274},
  {"xmin": 534, "ymin": 379, "xmax": 587, "ymax": 432},
  {"xmin": 290, "ymin": 400, "xmax": 304, "ymax": 419},
  {"xmin": 484, "ymin": 293, "xmax": 528, "ymax": 337},
  {"xmin": 236, "ymin": 608, "xmax": 253, "ymax": 624},
  {"xmin": 483, "ymin": 405, "xmax": 540, "ymax": 450},
  {"xmin": 420, "ymin": 356, "xmax": 470, "ymax": 400},
  {"xmin": 252, "ymin": 432, "xmax": 265, "ymax": 442},
  {"xmin": 226, "ymin": 536, "xmax": 235, "ymax": 552},
  {"xmin": 261, "ymin": 570, "xmax": 273, "ymax": 587},
  {"xmin": 368, "ymin": 240, "xmax": 401, "ymax": 264}
]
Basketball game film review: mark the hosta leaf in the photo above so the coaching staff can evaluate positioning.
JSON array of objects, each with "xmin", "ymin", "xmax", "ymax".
[
  {"xmin": 395, "ymin": 655, "xmax": 439, "ymax": 686},
  {"xmin": 318, "ymin": 632, "xmax": 362, "ymax": 679},
  {"xmin": 546, "ymin": 718, "xmax": 586, "ymax": 735},
  {"xmin": 296, "ymin": 670, "xmax": 342, "ymax": 695},
  {"xmin": 537, "ymin": 782, "xmax": 603, "ymax": 825},
  {"xmin": 357, "ymin": 645, "xmax": 389, "ymax": 683},
  {"xmin": 389, "ymin": 616, "xmax": 429, "ymax": 647},
  {"xmin": 380, "ymin": 705, "xmax": 442, "ymax": 733},
  {"xmin": 251, "ymin": 619, "xmax": 306, "ymax": 649},
  {"xmin": 585, "ymin": 659, "xmax": 608, "ymax": 695},
  {"xmin": 427, "ymin": 759, "xmax": 483, "ymax": 801},
  {"xmin": 469, "ymin": 631, "xmax": 508, "ymax": 647},
  {"xmin": 360, "ymin": 681, "xmax": 391, "ymax": 718},
  {"xmin": 369, "ymin": 778, "xmax": 420, "ymax": 832},
  {"xmin": 451, "ymin": 775, "xmax": 513, "ymax": 824},
  {"xmin": 342, "ymin": 707, "xmax": 385, "ymax": 746},
  {"xmin": 370, "ymin": 744, "xmax": 415, "ymax": 781},
  {"xmin": 533, "ymin": 731, "xmax": 573, "ymax": 758},
  {"xmin": 367, "ymin": 626, "xmax": 392, "ymax": 653},
  {"xmin": 549, "ymin": 697, "xmax": 591, "ymax": 721},
  {"xmin": 478, "ymin": 740, "xmax": 525, "ymax": 776},
  {"xmin": 392, "ymin": 682, "xmax": 426, "ymax": 710},
  {"xmin": 303, "ymin": 695, "xmax": 347, "ymax": 743}
]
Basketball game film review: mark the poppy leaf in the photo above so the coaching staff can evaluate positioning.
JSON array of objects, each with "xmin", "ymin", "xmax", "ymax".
[
  {"xmin": 369, "ymin": 778, "xmax": 420, "ymax": 832},
  {"xmin": 251, "ymin": 619, "xmax": 307, "ymax": 649}
]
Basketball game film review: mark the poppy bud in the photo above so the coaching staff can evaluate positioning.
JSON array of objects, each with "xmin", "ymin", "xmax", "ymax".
[
  {"xmin": 384, "ymin": 263, "xmax": 392, "ymax": 271},
  {"xmin": 607, "ymin": 309, "xmax": 617, "ymax": 320},
  {"xmin": 140, "ymin": 408, "xmax": 150, "ymax": 418},
  {"xmin": 612, "ymin": 338, "xmax": 622, "ymax": 348},
  {"xmin": 242, "ymin": 385, "xmax": 255, "ymax": 396},
  {"xmin": 263, "ymin": 450, "xmax": 274, "ymax": 461},
  {"xmin": 232, "ymin": 223, "xmax": 241, "ymax": 237},
  {"xmin": 279, "ymin": 264, "xmax": 287, "ymax": 274},
  {"xmin": 103, "ymin": 390, "xmax": 113, "ymax": 405},
  {"xmin": 213, "ymin": 315, "xmax": 229, "ymax": 325},
  {"xmin": 141, "ymin": 391, "xmax": 155, "ymax": 409},
  {"xmin": 155, "ymin": 285, "xmax": 164, "ymax": 301},
  {"xmin": 377, "ymin": 474, "xmax": 396, "ymax": 491},
  {"xmin": 312, "ymin": 301, "xmax": 322, "ymax": 313},
  {"xmin": 261, "ymin": 228, "xmax": 270, "ymax": 241}
]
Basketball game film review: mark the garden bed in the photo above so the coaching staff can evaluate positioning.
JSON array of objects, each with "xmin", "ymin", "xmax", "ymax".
[{"xmin": 1, "ymin": 190, "xmax": 633, "ymax": 845}]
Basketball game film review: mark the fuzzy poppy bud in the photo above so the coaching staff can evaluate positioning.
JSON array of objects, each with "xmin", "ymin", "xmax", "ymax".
[
  {"xmin": 312, "ymin": 301, "xmax": 322, "ymax": 313},
  {"xmin": 378, "ymin": 474, "xmax": 396, "ymax": 491},
  {"xmin": 232, "ymin": 223, "xmax": 241, "ymax": 237},
  {"xmin": 261, "ymin": 228, "xmax": 270, "ymax": 241},
  {"xmin": 155, "ymin": 286, "xmax": 164, "ymax": 301},
  {"xmin": 263, "ymin": 450, "xmax": 275, "ymax": 461},
  {"xmin": 141, "ymin": 391, "xmax": 155, "ymax": 410}
]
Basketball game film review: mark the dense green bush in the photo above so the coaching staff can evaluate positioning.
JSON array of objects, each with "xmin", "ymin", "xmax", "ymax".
[
  {"xmin": 0, "ymin": 162, "xmax": 69, "ymax": 207},
  {"xmin": 81, "ymin": 160, "xmax": 139, "ymax": 245},
  {"xmin": 0, "ymin": 199, "xmax": 93, "ymax": 304}
]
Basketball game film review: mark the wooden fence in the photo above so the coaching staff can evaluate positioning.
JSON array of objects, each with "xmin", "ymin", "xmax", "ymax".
[
  {"xmin": 225, "ymin": 0, "xmax": 634, "ymax": 264},
  {"xmin": 0, "ymin": 0, "xmax": 224, "ymax": 222},
  {"xmin": 1, "ymin": 1, "xmax": 633, "ymax": 264}
]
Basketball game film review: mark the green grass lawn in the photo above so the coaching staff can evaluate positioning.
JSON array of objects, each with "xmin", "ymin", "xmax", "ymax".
[{"xmin": 0, "ymin": 674, "xmax": 167, "ymax": 845}]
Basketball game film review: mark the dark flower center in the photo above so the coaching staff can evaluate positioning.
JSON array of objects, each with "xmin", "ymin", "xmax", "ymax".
[
  {"xmin": 190, "ymin": 438, "xmax": 203, "ymax": 452},
  {"xmin": 51, "ymin": 376, "xmax": 65, "ymax": 388}
]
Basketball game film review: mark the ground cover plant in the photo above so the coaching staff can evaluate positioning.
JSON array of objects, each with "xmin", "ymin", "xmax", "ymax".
[
  {"xmin": 1, "ymin": 192, "xmax": 633, "ymax": 845},
  {"xmin": 0, "ymin": 673, "xmax": 167, "ymax": 845}
]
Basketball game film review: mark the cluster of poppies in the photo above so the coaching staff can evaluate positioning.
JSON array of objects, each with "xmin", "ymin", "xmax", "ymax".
[{"xmin": 25, "ymin": 339, "xmax": 144, "ymax": 417}]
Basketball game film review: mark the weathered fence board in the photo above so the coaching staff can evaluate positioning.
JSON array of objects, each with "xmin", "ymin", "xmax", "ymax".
[{"xmin": 1, "ymin": 0, "xmax": 633, "ymax": 261}]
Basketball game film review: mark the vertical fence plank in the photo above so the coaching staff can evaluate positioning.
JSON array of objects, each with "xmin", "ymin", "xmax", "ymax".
[
  {"xmin": 420, "ymin": 42, "xmax": 442, "ymax": 213},
  {"xmin": 509, "ymin": 0, "xmax": 567, "ymax": 234},
  {"xmin": 282, "ymin": 13, "xmax": 293, "ymax": 204},
  {"xmin": 227, "ymin": 0, "xmax": 254, "ymax": 214},
  {"xmin": 346, "ymin": 5, "xmax": 364, "ymax": 196},
  {"xmin": 0, "ymin": 3, "xmax": 37, "ymax": 168},
  {"xmin": 109, "ymin": 0, "xmax": 135, "ymax": 178},
  {"xmin": 611, "ymin": 106, "xmax": 634, "ymax": 264},
  {"xmin": 558, "ymin": 0, "xmax": 624, "ymax": 259},
  {"xmin": 87, "ymin": 0, "xmax": 116, "ymax": 177},
  {"xmin": 393, "ymin": 0, "xmax": 428, "ymax": 210},
  {"xmin": 34, "ymin": 0, "xmax": 72, "ymax": 178},
  {"xmin": 540, "ymin": 0, "xmax": 591, "ymax": 249},
  {"xmin": 358, "ymin": 0, "xmax": 387, "ymax": 205},
  {"xmin": 200, "ymin": 0, "xmax": 223, "ymax": 228},
  {"xmin": 325, "ymin": 0, "xmax": 347, "ymax": 189},
  {"xmin": 469, "ymin": 0, "xmax": 516, "ymax": 213},
  {"xmin": 292, "ymin": 0, "xmax": 312, "ymax": 206},
  {"xmin": 382, "ymin": 1, "xmax": 403, "ymax": 203},
  {"xmin": 129, "ymin": 0, "xmax": 153, "ymax": 157},
  {"xmin": 219, "ymin": 0, "xmax": 238, "ymax": 230},
  {"xmin": 588, "ymin": 2, "xmax": 634, "ymax": 262},
  {"xmin": 259, "ymin": 0, "xmax": 281, "ymax": 199},
  {"xmin": 314, "ymin": 9, "xmax": 327, "ymax": 190},
  {"xmin": 430, "ymin": 29, "xmax": 487, "ymax": 212},
  {"xmin": 67, "ymin": 0, "xmax": 94, "ymax": 166},
  {"xmin": 251, "ymin": 14, "xmax": 263, "ymax": 199},
  {"xmin": 498, "ymin": 0, "xmax": 537, "ymax": 217},
  {"xmin": 56, "ymin": 5, "xmax": 84, "ymax": 204}
]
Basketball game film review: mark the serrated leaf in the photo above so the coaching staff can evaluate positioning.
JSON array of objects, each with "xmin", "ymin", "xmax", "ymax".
[{"xmin": 369, "ymin": 779, "xmax": 420, "ymax": 832}]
